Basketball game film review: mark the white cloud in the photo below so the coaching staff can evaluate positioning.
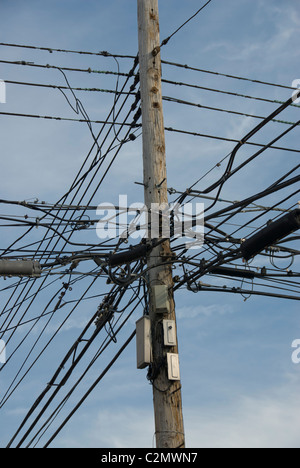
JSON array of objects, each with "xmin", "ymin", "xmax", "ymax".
[
  {"xmin": 58, "ymin": 407, "xmax": 155, "ymax": 449},
  {"xmin": 185, "ymin": 377, "xmax": 300, "ymax": 448},
  {"xmin": 177, "ymin": 303, "xmax": 233, "ymax": 319},
  {"xmin": 52, "ymin": 375, "xmax": 300, "ymax": 448}
]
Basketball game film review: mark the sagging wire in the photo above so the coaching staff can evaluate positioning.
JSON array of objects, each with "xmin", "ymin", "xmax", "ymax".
[{"xmin": 55, "ymin": 66, "xmax": 102, "ymax": 157}]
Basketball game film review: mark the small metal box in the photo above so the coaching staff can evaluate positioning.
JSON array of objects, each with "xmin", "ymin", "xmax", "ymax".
[
  {"xmin": 153, "ymin": 285, "xmax": 170, "ymax": 314},
  {"xmin": 163, "ymin": 320, "xmax": 176, "ymax": 346},
  {"xmin": 136, "ymin": 316, "xmax": 152, "ymax": 369},
  {"xmin": 167, "ymin": 353, "xmax": 180, "ymax": 381}
]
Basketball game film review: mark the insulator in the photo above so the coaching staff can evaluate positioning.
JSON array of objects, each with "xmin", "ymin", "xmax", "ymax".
[{"xmin": 241, "ymin": 209, "xmax": 300, "ymax": 261}]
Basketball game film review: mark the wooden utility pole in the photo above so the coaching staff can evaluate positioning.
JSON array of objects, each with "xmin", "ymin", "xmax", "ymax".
[{"xmin": 137, "ymin": 0, "xmax": 185, "ymax": 449}]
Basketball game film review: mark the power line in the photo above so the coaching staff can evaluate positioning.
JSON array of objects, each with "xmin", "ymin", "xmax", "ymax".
[
  {"xmin": 163, "ymin": 95, "xmax": 298, "ymax": 126},
  {"xmin": 0, "ymin": 59, "xmax": 132, "ymax": 77},
  {"xmin": 5, "ymin": 79, "xmax": 135, "ymax": 95},
  {"xmin": 6, "ymin": 78, "xmax": 300, "ymax": 110},
  {"xmin": 1, "ymin": 3, "xmax": 299, "ymax": 448},
  {"xmin": 1, "ymin": 55, "xmax": 140, "ymax": 257},
  {"xmin": 0, "ymin": 110, "xmax": 141, "ymax": 126},
  {"xmin": 0, "ymin": 42, "xmax": 136, "ymax": 59},
  {"xmin": 161, "ymin": 0, "xmax": 213, "ymax": 47},
  {"xmin": 165, "ymin": 127, "xmax": 300, "ymax": 154},
  {"xmin": 0, "ymin": 57, "xmax": 140, "ymax": 390},
  {"xmin": 26, "ymin": 293, "xmax": 142, "ymax": 448},
  {"xmin": 205, "ymin": 177, "xmax": 300, "ymax": 222},
  {"xmin": 162, "ymin": 59, "xmax": 298, "ymax": 91},
  {"xmin": 192, "ymin": 285, "xmax": 300, "ymax": 301},
  {"xmin": 7, "ymin": 281, "xmax": 141, "ymax": 447},
  {"xmin": 162, "ymin": 78, "xmax": 300, "ymax": 108},
  {"xmin": 42, "ymin": 330, "xmax": 136, "ymax": 448}
]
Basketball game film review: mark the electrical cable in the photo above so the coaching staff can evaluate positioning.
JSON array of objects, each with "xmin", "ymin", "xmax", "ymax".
[
  {"xmin": 164, "ymin": 126, "xmax": 300, "ymax": 154},
  {"xmin": 8, "ymin": 278, "xmax": 142, "ymax": 448},
  {"xmin": 162, "ymin": 60, "xmax": 299, "ymax": 92},
  {"xmin": 161, "ymin": 78, "xmax": 300, "ymax": 109},
  {"xmin": 1, "ymin": 20, "xmax": 300, "ymax": 448},
  {"xmin": 160, "ymin": 0, "xmax": 213, "ymax": 47},
  {"xmin": 26, "ymin": 291, "xmax": 143, "ymax": 448},
  {"xmin": 6, "ymin": 278, "xmax": 116, "ymax": 448},
  {"xmin": 0, "ymin": 59, "xmax": 131, "ymax": 77},
  {"xmin": 0, "ymin": 41, "xmax": 136, "ymax": 59},
  {"xmin": 0, "ymin": 110, "xmax": 141, "ymax": 126},
  {"xmin": 42, "ymin": 330, "xmax": 136, "ymax": 449},
  {"xmin": 163, "ymin": 95, "xmax": 299, "ymax": 126}
]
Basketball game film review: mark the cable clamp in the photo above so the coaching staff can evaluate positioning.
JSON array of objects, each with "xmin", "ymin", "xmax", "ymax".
[{"xmin": 152, "ymin": 46, "xmax": 161, "ymax": 57}]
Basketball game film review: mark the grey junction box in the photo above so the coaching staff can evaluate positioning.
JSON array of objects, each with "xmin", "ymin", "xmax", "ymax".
[
  {"xmin": 163, "ymin": 320, "xmax": 177, "ymax": 346},
  {"xmin": 153, "ymin": 285, "xmax": 170, "ymax": 314},
  {"xmin": 167, "ymin": 353, "xmax": 181, "ymax": 381},
  {"xmin": 136, "ymin": 316, "xmax": 152, "ymax": 369}
]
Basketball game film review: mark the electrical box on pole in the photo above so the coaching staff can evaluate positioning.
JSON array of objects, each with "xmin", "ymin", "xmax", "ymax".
[
  {"xmin": 163, "ymin": 320, "xmax": 177, "ymax": 347},
  {"xmin": 167, "ymin": 353, "xmax": 181, "ymax": 381},
  {"xmin": 136, "ymin": 316, "xmax": 152, "ymax": 369},
  {"xmin": 153, "ymin": 285, "xmax": 170, "ymax": 315}
]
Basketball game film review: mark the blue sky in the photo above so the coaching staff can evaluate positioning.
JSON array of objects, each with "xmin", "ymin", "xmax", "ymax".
[{"xmin": 0, "ymin": 0, "xmax": 300, "ymax": 448}]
